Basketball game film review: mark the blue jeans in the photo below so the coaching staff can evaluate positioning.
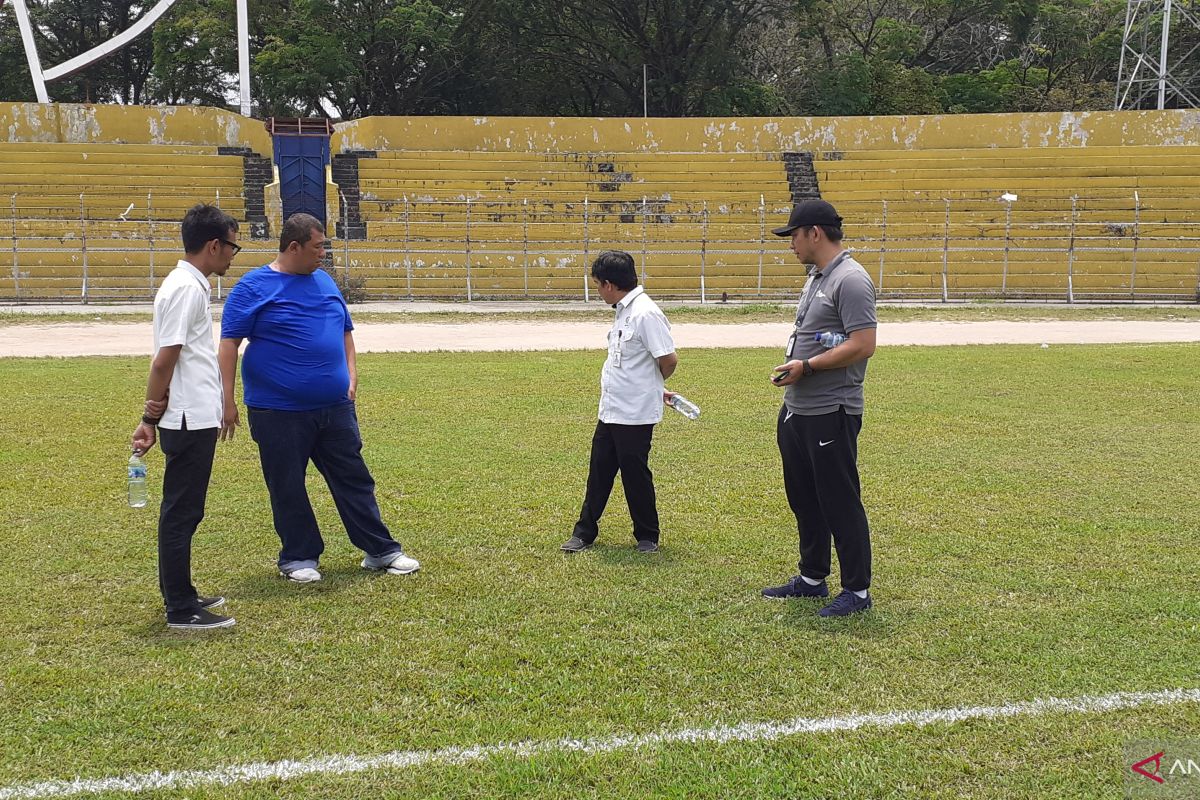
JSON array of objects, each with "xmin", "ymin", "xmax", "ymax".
[{"xmin": 247, "ymin": 401, "xmax": 401, "ymax": 570}]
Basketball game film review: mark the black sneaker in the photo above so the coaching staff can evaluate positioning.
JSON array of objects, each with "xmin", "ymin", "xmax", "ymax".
[
  {"xmin": 560, "ymin": 536, "xmax": 593, "ymax": 553},
  {"xmin": 761, "ymin": 576, "xmax": 829, "ymax": 599},
  {"xmin": 197, "ymin": 595, "xmax": 225, "ymax": 610},
  {"xmin": 636, "ymin": 540, "xmax": 659, "ymax": 553},
  {"xmin": 167, "ymin": 608, "xmax": 237, "ymax": 630},
  {"xmin": 818, "ymin": 589, "xmax": 872, "ymax": 617}
]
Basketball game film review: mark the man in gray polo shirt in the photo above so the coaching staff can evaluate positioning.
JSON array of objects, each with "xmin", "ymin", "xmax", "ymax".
[{"xmin": 761, "ymin": 199, "xmax": 878, "ymax": 617}]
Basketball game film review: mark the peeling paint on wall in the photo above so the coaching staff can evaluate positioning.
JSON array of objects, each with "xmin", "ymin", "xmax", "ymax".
[
  {"xmin": 325, "ymin": 111, "xmax": 1200, "ymax": 157},
  {"xmin": 59, "ymin": 106, "xmax": 103, "ymax": 143},
  {"xmin": 1, "ymin": 103, "xmax": 270, "ymax": 151}
]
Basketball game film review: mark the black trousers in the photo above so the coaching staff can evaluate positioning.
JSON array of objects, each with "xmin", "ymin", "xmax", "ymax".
[
  {"xmin": 157, "ymin": 419, "xmax": 219, "ymax": 615},
  {"xmin": 777, "ymin": 406, "xmax": 872, "ymax": 591},
  {"xmin": 573, "ymin": 421, "xmax": 659, "ymax": 544}
]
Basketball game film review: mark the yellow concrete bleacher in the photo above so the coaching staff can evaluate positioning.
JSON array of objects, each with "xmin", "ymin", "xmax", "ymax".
[
  {"xmin": 347, "ymin": 150, "xmax": 794, "ymax": 298},
  {"xmin": 2, "ymin": 106, "xmax": 1198, "ymax": 301},
  {"xmin": 0, "ymin": 142, "xmax": 248, "ymax": 300},
  {"xmin": 815, "ymin": 145, "xmax": 1200, "ymax": 297},
  {"xmin": 0, "ymin": 103, "xmax": 275, "ymax": 302},
  {"xmin": 328, "ymin": 110, "xmax": 1200, "ymax": 301}
]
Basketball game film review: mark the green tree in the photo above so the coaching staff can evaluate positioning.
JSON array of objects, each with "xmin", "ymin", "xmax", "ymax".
[
  {"xmin": 253, "ymin": 0, "xmax": 461, "ymax": 117},
  {"xmin": 809, "ymin": 54, "xmax": 943, "ymax": 115},
  {"xmin": 149, "ymin": 0, "xmax": 238, "ymax": 106},
  {"xmin": 13, "ymin": 0, "xmax": 158, "ymax": 103},
  {"xmin": 464, "ymin": 0, "xmax": 784, "ymax": 116},
  {"xmin": 0, "ymin": 10, "xmax": 37, "ymax": 101},
  {"xmin": 0, "ymin": 0, "xmax": 1141, "ymax": 116}
]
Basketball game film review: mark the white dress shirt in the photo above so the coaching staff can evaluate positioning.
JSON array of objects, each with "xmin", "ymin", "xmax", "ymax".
[
  {"xmin": 153, "ymin": 260, "xmax": 222, "ymax": 430},
  {"xmin": 598, "ymin": 286, "xmax": 676, "ymax": 425}
]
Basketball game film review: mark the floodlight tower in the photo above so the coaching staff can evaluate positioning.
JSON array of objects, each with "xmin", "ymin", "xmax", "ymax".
[{"xmin": 1116, "ymin": 0, "xmax": 1200, "ymax": 109}]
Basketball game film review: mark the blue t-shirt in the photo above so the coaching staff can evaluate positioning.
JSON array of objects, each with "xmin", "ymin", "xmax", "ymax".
[{"xmin": 221, "ymin": 266, "xmax": 354, "ymax": 411}]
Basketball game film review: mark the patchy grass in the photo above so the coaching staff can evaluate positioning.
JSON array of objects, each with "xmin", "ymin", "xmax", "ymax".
[{"xmin": 0, "ymin": 344, "xmax": 1197, "ymax": 798}]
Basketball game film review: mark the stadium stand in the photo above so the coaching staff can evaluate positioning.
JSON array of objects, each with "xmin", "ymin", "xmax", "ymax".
[
  {"xmin": 336, "ymin": 150, "xmax": 795, "ymax": 298},
  {"xmin": 815, "ymin": 145, "xmax": 1200, "ymax": 298},
  {"xmin": 2, "ymin": 106, "xmax": 1198, "ymax": 301},
  {"xmin": 0, "ymin": 142, "xmax": 258, "ymax": 300}
]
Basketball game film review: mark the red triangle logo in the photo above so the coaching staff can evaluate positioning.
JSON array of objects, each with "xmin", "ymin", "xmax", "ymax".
[{"xmin": 1132, "ymin": 752, "xmax": 1166, "ymax": 784}]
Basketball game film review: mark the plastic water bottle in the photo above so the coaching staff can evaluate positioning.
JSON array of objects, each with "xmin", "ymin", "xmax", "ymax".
[
  {"xmin": 128, "ymin": 452, "xmax": 148, "ymax": 508},
  {"xmin": 669, "ymin": 395, "xmax": 701, "ymax": 420},
  {"xmin": 815, "ymin": 331, "xmax": 847, "ymax": 348}
]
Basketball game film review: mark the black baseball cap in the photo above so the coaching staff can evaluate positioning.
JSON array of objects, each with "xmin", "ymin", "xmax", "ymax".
[{"xmin": 772, "ymin": 199, "xmax": 843, "ymax": 236}]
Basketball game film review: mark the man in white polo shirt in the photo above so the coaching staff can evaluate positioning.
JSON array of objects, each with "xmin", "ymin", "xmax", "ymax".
[
  {"xmin": 561, "ymin": 251, "xmax": 678, "ymax": 554},
  {"xmin": 131, "ymin": 204, "xmax": 240, "ymax": 630}
]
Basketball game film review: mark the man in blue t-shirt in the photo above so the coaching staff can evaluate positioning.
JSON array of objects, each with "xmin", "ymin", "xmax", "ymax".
[{"xmin": 218, "ymin": 213, "xmax": 419, "ymax": 583}]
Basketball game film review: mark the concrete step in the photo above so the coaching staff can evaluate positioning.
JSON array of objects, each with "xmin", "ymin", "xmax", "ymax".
[
  {"xmin": 365, "ymin": 150, "xmax": 781, "ymax": 163},
  {"xmin": 358, "ymin": 190, "xmax": 793, "ymax": 206},
  {"xmin": 356, "ymin": 173, "xmax": 786, "ymax": 188},
  {"xmin": 817, "ymin": 165, "xmax": 1200, "ymax": 182},
  {"xmin": 0, "ymin": 174, "xmax": 242, "ymax": 188},
  {"xmin": 821, "ymin": 175, "xmax": 1200, "ymax": 192},
  {"xmin": 822, "ymin": 145, "xmax": 1200, "ymax": 161},
  {"xmin": 0, "ymin": 143, "xmax": 226, "ymax": 155},
  {"xmin": 0, "ymin": 157, "xmax": 244, "ymax": 173},
  {"xmin": 359, "ymin": 159, "xmax": 785, "ymax": 176}
]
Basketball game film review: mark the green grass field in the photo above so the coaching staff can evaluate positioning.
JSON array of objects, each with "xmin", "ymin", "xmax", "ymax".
[{"xmin": 1, "ymin": 344, "xmax": 1198, "ymax": 798}]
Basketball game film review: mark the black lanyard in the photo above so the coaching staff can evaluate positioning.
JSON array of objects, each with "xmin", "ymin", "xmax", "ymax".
[
  {"xmin": 794, "ymin": 271, "xmax": 824, "ymax": 329},
  {"xmin": 793, "ymin": 252, "xmax": 850, "ymax": 329}
]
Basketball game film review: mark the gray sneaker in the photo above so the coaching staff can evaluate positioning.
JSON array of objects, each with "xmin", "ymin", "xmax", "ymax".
[
  {"xmin": 636, "ymin": 540, "xmax": 659, "ymax": 553},
  {"xmin": 280, "ymin": 566, "xmax": 322, "ymax": 583},
  {"xmin": 362, "ymin": 551, "xmax": 420, "ymax": 575},
  {"xmin": 560, "ymin": 536, "xmax": 593, "ymax": 553}
]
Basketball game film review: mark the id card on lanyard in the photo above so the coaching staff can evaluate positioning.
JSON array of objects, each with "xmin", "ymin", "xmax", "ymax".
[{"xmin": 785, "ymin": 253, "xmax": 850, "ymax": 358}]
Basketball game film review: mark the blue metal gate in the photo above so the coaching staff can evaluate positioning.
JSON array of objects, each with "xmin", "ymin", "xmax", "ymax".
[{"xmin": 270, "ymin": 118, "xmax": 334, "ymax": 224}]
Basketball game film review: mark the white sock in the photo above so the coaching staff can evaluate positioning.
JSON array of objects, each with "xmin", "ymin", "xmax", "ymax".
[
  {"xmin": 801, "ymin": 576, "xmax": 823, "ymax": 586},
  {"xmin": 852, "ymin": 589, "xmax": 868, "ymax": 599}
]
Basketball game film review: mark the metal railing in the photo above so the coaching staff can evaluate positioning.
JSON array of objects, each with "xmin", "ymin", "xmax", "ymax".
[{"xmin": 3, "ymin": 191, "xmax": 1199, "ymax": 302}]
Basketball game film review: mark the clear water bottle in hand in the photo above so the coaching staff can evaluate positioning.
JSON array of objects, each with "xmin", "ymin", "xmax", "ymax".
[
  {"xmin": 815, "ymin": 331, "xmax": 847, "ymax": 348},
  {"xmin": 668, "ymin": 394, "xmax": 701, "ymax": 420},
  {"xmin": 128, "ymin": 452, "xmax": 148, "ymax": 508}
]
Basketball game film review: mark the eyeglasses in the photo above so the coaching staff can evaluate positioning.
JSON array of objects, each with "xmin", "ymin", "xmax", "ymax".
[{"xmin": 218, "ymin": 238, "xmax": 242, "ymax": 256}]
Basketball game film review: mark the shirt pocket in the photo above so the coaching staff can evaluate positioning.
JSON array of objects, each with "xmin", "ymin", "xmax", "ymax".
[{"xmin": 619, "ymin": 323, "xmax": 645, "ymax": 356}]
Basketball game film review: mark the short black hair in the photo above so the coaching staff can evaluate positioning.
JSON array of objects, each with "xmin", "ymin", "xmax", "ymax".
[
  {"xmin": 590, "ymin": 250, "xmax": 638, "ymax": 291},
  {"xmin": 803, "ymin": 224, "xmax": 844, "ymax": 242},
  {"xmin": 181, "ymin": 204, "xmax": 238, "ymax": 255},
  {"xmin": 280, "ymin": 213, "xmax": 325, "ymax": 253}
]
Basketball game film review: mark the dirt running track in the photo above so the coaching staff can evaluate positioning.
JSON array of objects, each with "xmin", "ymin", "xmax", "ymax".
[{"xmin": 1, "ymin": 320, "xmax": 1199, "ymax": 357}]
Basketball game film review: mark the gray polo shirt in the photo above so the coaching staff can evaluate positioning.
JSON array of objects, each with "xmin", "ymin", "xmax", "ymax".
[{"xmin": 784, "ymin": 251, "xmax": 877, "ymax": 416}]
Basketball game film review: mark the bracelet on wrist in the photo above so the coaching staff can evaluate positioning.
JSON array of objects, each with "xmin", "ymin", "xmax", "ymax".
[{"xmin": 142, "ymin": 414, "xmax": 161, "ymax": 426}]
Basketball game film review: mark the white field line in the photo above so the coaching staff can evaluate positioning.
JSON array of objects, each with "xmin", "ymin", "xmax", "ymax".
[{"xmin": 3, "ymin": 688, "xmax": 1198, "ymax": 799}]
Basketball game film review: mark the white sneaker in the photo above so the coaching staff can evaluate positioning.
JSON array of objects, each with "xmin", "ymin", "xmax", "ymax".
[
  {"xmin": 281, "ymin": 567, "xmax": 322, "ymax": 583},
  {"xmin": 362, "ymin": 552, "xmax": 420, "ymax": 575}
]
